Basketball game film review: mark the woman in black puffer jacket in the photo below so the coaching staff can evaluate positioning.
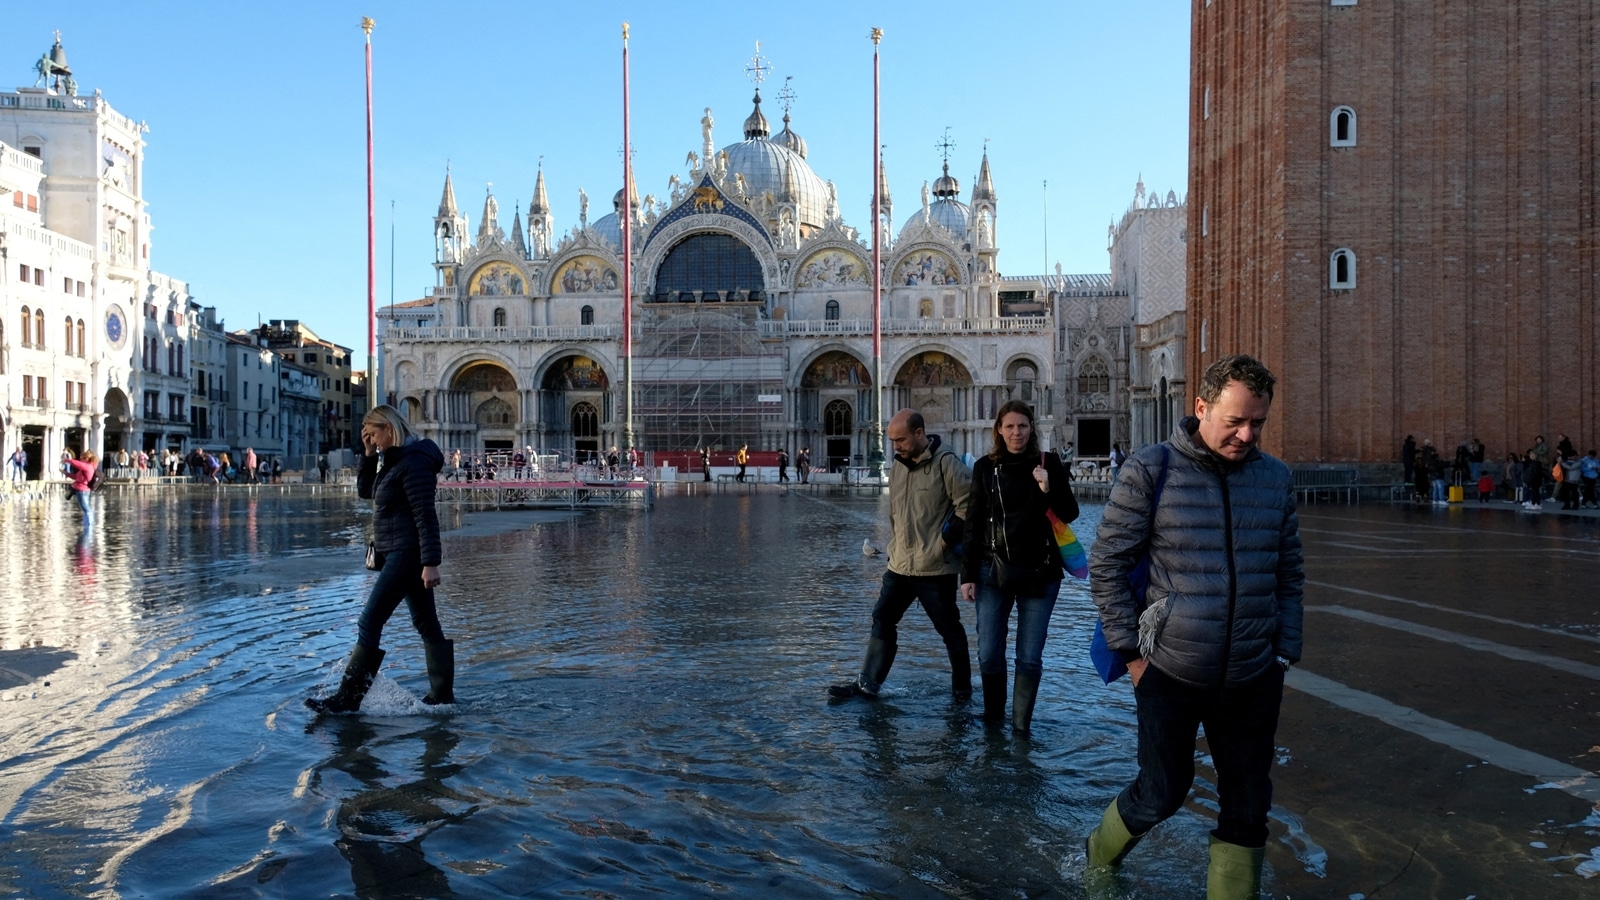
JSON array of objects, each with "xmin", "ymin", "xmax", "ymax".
[
  {"xmin": 961, "ymin": 400, "xmax": 1080, "ymax": 733},
  {"xmin": 307, "ymin": 404, "xmax": 452, "ymax": 714}
]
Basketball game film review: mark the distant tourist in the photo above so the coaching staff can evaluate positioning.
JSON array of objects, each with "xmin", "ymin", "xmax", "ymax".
[
  {"xmin": 701, "ymin": 446, "xmax": 712, "ymax": 483},
  {"xmin": 1557, "ymin": 452, "xmax": 1582, "ymax": 510},
  {"xmin": 8, "ymin": 447, "xmax": 25, "ymax": 484},
  {"xmin": 1401, "ymin": 434, "xmax": 1416, "ymax": 485},
  {"xmin": 777, "ymin": 448, "xmax": 790, "ymax": 483},
  {"xmin": 307, "ymin": 404, "xmax": 453, "ymax": 714},
  {"xmin": 61, "ymin": 450, "xmax": 98, "ymax": 526},
  {"xmin": 735, "ymin": 445, "xmax": 749, "ymax": 483},
  {"xmin": 1522, "ymin": 450, "xmax": 1544, "ymax": 510},
  {"xmin": 318, "ymin": 455, "xmax": 330, "ymax": 483},
  {"xmin": 1581, "ymin": 450, "xmax": 1600, "ymax": 509},
  {"xmin": 796, "ymin": 447, "xmax": 811, "ymax": 484}
]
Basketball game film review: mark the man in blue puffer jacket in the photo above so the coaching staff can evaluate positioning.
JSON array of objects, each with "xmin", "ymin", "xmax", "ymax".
[{"xmin": 1084, "ymin": 355, "xmax": 1305, "ymax": 899}]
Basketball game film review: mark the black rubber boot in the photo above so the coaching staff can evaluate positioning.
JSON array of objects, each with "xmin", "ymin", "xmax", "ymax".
[
  {"xmin": 422, "ymin": 639, "xmax": 455, "ymax": 706},
  {"xmin": 1012, "ymin": 672, "xmax": 1040, "ymax": 735},
  {"xmin": 306, "ymin": 645, "xmax": 385, "ymax": 714},
  {"xmin": 979, "ymin": 672, "xmax": 1007, "ymax": 725},
  {"xmin": 947, "ymin": 639, "xmax": 973, "ymax": 703},
  {"xmin": 828, "ymin": 636, "xmax": 897, "ymax": 699}
]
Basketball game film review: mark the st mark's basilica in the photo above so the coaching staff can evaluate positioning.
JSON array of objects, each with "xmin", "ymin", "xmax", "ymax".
[{"xmin": 378, "ymin": 77, "xmax": 1187, "ymax": 470}]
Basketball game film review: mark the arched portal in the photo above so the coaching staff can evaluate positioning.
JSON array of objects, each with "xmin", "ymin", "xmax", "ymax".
[
  {"xmin": 894, "ymin": 351, "xmax": 973, "ymax": 427},
  {"xmin": 447, "ymin": 361, "xmax": 519, "ymax": 450},
  {"xmin": 541, "ymin": 355, "xmax": 610, "ymax": 461},
  {"xmin": 102, "ymin": 388, "xmax": 132, "ymax": 455},
  {"xmin": 801, "ymin": 351, "xmax": 871, "ymax": 472}
]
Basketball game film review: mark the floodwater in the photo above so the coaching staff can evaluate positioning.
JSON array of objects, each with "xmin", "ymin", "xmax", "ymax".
[{"xmin": 0, "ymin": 485, "xmax": 1264, "ymax": 899}]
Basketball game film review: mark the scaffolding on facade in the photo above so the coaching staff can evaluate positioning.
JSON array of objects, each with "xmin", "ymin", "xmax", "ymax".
[{"xmin": 631, "ymin": 305, "xmax": 784, "ymax": 451}]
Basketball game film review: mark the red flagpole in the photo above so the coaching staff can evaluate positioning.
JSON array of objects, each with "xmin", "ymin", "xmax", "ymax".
[
  {"xmin": 869, "ymin": 28, "xmax": 884, "ymax": 477},
  {"xmin": 362, "ymin": 18, "xmax": 376, "ymax": 413},
  {"xmin": 621, "ymin": 22, "xmax": 634, "ymax": 454}
]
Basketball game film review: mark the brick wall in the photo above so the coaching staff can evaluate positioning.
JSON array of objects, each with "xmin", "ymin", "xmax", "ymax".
[{"xmin": 1188, "ymin": 0, "xmax": 1599, "ymax": 464}]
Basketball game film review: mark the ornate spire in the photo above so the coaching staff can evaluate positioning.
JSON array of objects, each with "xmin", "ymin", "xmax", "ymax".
[
  {"xmin": 773, "ymin": 76, "xmax": 807, "ymax": 158},
  {"xmin": 476, "ymin": 185, "xmax": 501, "ymax": 246},
  {"xmin": 877, "ymin": 155, "xmax": 892, "ymax": 212},
  {"xmin": 743, "ymin": 41, "xmax": 772, "ymax": 140},
  {"xmin": 743, "ymin": 89, "xmax": 770, "ymax": 140},
  {"xmin": 438, "ymin": 166, "xmax": 459, "ymax": 218},
  {"xmin": 510, "ymin": 207, "xmax": 526, "ymax": 254},
  {"xmin": 530, "ymin": 161, "xmax": 549, "ymax": 216},
  {"xmin": 973, "ymin": 147, "xmax": 996, "ymax": 203}
]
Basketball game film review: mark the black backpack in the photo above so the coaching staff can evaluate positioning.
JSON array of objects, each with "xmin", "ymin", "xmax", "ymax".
[{"xmin": 88, "ymin": 465, "xmax": 108, "ymax": 493}]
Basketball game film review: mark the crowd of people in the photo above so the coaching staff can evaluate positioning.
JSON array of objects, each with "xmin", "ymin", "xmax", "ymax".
[
  {"xmin": 94, "ymin": 447, "xmax": 290, "ymax": 485},
  {"xmin": 1402, "ymin": 433, "xmax": 1599, "ymax": 511}
]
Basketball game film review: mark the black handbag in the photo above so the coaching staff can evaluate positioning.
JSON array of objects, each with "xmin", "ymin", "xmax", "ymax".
[{"xmin": 364, "ymin": 541, "xmax": 385, "ymax": 571}]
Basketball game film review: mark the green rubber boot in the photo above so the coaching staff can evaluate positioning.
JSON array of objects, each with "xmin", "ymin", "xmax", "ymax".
[
  {"xmin": 1206, "ymin": 836, "xmax": 1264, "ymax": 900},
  {"xmin": 1085, "ymin": 798, "xmax": 1143, "ymax": 869}
]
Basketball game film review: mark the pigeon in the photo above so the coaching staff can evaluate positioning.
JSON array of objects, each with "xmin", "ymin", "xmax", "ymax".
[{"xmin": 862, "ymin": 539, "xmax": 879, "ymax": 556}]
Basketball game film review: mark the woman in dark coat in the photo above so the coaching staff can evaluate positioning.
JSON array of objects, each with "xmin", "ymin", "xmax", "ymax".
[
  {"xmin": 960, "ymin": 400, "xmax": 1080, "ymax": 733},
  {"xmin": 307, "ymin": 405, "xmax": 453, "ymax": 713}
]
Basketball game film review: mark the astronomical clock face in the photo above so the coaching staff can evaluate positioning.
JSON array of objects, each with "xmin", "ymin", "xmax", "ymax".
[{"xmin": 105, "ymin": 305, "xmax": 127, "ymax": 350}]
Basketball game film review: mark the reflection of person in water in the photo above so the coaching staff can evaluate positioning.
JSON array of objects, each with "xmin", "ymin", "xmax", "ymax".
[{"xmin": 315, "ymin": 719, "xmax": 471, "ymax": 898}]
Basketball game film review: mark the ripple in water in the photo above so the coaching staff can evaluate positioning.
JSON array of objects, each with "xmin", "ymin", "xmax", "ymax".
[{"xmin": 0, "ymin": 488, "xmax": 1244, "ymax": 897}]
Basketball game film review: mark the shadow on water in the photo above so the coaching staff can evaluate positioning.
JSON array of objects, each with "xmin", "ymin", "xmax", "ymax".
[{"xmin": 0, "ymin": 487, "xmax": 1286, "ymax": 897}]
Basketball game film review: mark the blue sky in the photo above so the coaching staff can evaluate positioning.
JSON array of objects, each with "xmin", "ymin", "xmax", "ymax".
[{"xmin": 4, "ymin": 1, "xmax": 1191, "ymax": 366}]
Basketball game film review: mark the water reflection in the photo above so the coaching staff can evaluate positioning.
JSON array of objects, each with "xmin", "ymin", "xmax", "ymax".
[{"xmin": 0, "ymin": 487, "xmax": 1275, "ymax": 897}]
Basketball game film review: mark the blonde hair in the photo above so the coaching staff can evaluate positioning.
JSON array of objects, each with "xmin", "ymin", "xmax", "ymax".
[{"xmin": 363, "ymin": 404, "xmax": 414, "ymax": 443}]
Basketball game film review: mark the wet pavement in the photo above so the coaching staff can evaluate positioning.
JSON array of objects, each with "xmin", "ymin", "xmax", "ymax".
[{"xmin": 0, "ymin": 487, "xmax": 1595, "ymax": 898}]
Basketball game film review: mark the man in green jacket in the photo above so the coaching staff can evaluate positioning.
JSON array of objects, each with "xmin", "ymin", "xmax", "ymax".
[{"xmin": 829, "ymin": 408, "xmax": 975, "ymax": 702}]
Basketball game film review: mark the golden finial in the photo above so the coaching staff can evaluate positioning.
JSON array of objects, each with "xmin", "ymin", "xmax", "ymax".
[
  {"xmin": 870, "ymin": 27, "xmax": 883, "ymax": 44},
  {"xmin": 622, "ymin": 21, "xmax": 630, "ymax": 41},
  {"xmin": 361, "ymin": 17, "xmax": 375, "ymax": 36}
]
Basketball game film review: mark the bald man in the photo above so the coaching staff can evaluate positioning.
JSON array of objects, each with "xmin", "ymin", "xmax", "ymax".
[{"xmin": 829, "ymin": 409, "xmax": 975, "ymax": 702}]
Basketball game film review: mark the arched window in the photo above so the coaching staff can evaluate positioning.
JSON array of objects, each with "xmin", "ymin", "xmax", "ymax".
[
  {"xmin": 19, "ymin": 307, "xmax": 30, "ymax": 347},
  {"xmin": 1330, "ymin": 106, "xmax": 1357, "ymax": 147},
  {"xmin": 34, "ymin": 309, "xmax": 44, "ymax": 348},
  {"xmin": 580, "ymin": 305, "xmax": 594, "ymax": 325},
  {"xmin": 571, "ymin": 401, "xmax": 598, "ymax": 437},
  {"xmin": 65, "ymin": 317, "xmax": 74, "ymax": 354},
  {"xmin": 1077, "ymin": 356, "xmax": 1110, "ymax": 394},
  {"xmin": 652, "ymin": 233, "xmax": 766, "ymax": 302},
  {"xmin": 176, "ymin": 342, "xmax": 184, "ymax": 372},
  {"xmin": 824, "ymin": 399, "xmax": 853, "ymax": 436},
  {"xmin": 824, "ymin": 299, "xmax": 840, "ymax": 321},
  {"xmin": 1009, "ymin": 362, "xmax": 1038, "ymax": 404},
  {"xmin": 492, "ymin": 307, "xmax": 506, "ymax": 327},
  {"xmin": 75, "ymin": 319, "xmax": 85, "ymax": 357},
  {"xmin": 1329, "ymin": 248, "xmax": 1356, "ymax": 289},
  {"xmin": 476, "ymin": 397, "xmax": 514, "ymax": 426}
]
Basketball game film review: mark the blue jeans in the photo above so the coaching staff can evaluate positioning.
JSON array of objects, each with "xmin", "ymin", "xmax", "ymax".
[
  {"xmin": 74, "ymin": 489, "xmax": 91, "ymax": 523},
  {"xmin": 1431, "ymin": 478, "xmax": 1447, "ymax": 501},
  {"xmin": 357, "ymin": 548, "xmax": 446, "ymax": 649},
  {"xmin": 1119, "ymin": 662, "xmax": 1286, "ymax": 848},
  {"xmin": 974, "ymin": 564, "xmax": 1061, "ymax": 678}
]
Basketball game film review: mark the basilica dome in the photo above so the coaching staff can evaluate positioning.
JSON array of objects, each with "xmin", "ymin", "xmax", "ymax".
[
  {"xmin": 901, "ymin": 161, "xmax": 971, "ymax": 240},
  {"xmin": 720, "ymin": 91, "xmax": 830, "ymax": 228},
  {"xmin": 589, "ymin": 187, "xmax": 640, "ymax": 250}
]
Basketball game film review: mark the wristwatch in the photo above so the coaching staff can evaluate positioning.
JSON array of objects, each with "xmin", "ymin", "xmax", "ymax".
[{"xmin": 1275, "ymin": 655, "xmax": 1293, "ymax": 672}]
